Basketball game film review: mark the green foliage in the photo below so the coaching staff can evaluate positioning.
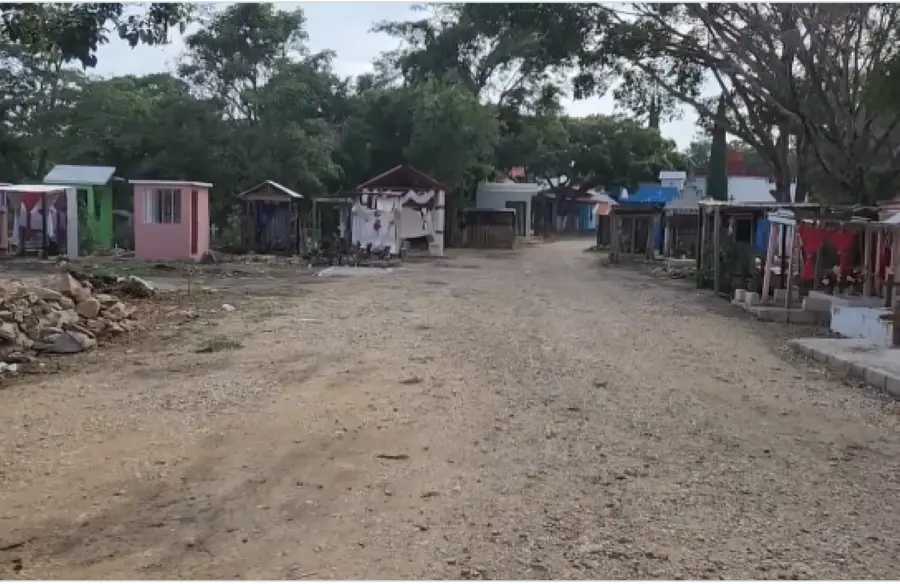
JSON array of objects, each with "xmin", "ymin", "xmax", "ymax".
[
  {"xmin": 0, "ymin": 4, "xmax": 193, "ymax": 67},
  {"xmin": 0, "ymin": 1, "xmax": 698, "ymax": 248},
  {"xmin": 706, "ymin": 100, "xmax": 728, "ymax": 201}
]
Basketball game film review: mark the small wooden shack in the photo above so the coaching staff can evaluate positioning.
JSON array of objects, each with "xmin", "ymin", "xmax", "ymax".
[
  {"xmin": 353, "ymin": 165, "xmax": 447, "ymax": 256},
  {"xmin": 236, "ymin": 180, "xmax": 305, "ymax": 255},
  {"xmin": 608, "ymin": 202, "xmax": 665, "ymax": 263},
  {"xmin": 462, "ymin": 208, "xmax": 516, "ymax": 249}
]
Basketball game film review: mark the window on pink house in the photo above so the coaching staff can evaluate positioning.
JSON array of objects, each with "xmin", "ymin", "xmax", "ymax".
[{"xmin": 145, "ymin": 189, "xmax": 181, "ymax": 224}]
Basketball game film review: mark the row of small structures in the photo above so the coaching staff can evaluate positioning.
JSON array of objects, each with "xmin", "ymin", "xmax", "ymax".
[
  {"xmin": 0, "ymin": 164, "xmax": 463, "ymax": 262},
  {"xmin": 601, "ymin": 192, "xmax": 900, "ymax": 395}
]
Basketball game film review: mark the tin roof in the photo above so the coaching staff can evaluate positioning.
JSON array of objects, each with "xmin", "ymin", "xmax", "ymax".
[
  {"xmin": 236, "ymin": 180, "xmax": 303, "ymax": 200},
  {"xmin": 0, "ymin": 184, "xmax": 72, "ymax": 193},
  {"xmin": 129, "ymin": 179, "xmax": 213, "ymax": 188},
  {"xmin": 43, "ymin": 164, "xmax": 116, "ymax": 186}
]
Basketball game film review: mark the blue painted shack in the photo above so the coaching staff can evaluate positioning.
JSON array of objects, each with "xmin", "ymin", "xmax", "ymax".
[{"xmin": 620, "ymin": 185, "xmax": 680, "ymax": 250}]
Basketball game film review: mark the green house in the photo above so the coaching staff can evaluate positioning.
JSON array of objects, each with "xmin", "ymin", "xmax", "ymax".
[{"xmin": 43, "ymin": 164, "xmax": 116, "ymax": 249}]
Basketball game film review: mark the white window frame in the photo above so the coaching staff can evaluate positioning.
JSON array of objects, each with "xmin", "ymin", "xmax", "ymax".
[{"xmin": 145, "ymin": 188, "xmax": 181, "ymax": 224}]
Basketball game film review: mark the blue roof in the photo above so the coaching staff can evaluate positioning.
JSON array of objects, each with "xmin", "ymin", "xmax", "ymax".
[{"xmin": 624, "ymin": 185, "xmax": 680, "ymax": 204}]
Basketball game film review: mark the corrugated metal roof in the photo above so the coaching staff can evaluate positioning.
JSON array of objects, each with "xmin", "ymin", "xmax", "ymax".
[
  {"xmin": 0, "ymin": 184, "xmax": 72, "ymax": 193},
  {"xmin": 44, "ymin": 164, "xmax": 115, "ymax": 185},
  {"xmin": 235, "ymin": 180, "xmax": 302, "ymax": 200},
  {"xmin": 665, "ymin": 185, "xmax": 703, "ymax": 213}
]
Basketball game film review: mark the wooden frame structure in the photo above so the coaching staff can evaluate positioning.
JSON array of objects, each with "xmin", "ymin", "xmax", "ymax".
[
  {"xmin": 352, "ymin": 165, "xmax": 448, "ymax": 256},
  {"xmin": 662, "ymin": 184, "xmax": 703, "ymax": 260},
  {"xmin": 608, "ymin": 202, "xmax": 664, "ymax": 264},
  {"xmin": 697, "ymin": 200, "xmax": 823, "ymax": 297},
  {"xmin": 236, "ymin": 180, "xmax": 305, "ymax": 255},
  {"xmin": 766, "ymin": 206, "xmax": 892, "ymax": 306},
  {"xmin": 461, "ymin": 208, "xmax": 517, "ymax": 249}
]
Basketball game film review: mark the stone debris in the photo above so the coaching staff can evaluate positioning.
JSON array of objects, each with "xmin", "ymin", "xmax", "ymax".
[
  {"xmin": 651, "ymin": 265, "xmax": 697, "ymax": 279},
  {"xmin": 0, "ymin": 272, "xmax": 144, "ymax": 374},
  {"xmin": 66, "ymin": 269, "xmax": 156, "ymax": 299}
]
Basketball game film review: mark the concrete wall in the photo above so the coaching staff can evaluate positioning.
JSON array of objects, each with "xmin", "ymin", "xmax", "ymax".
[
  {"xmin": 686, "ymin": 175, "xmax": 777, "ymax": 204},
  {"xmin": 134, "ymin": 183, "xmax": 210, "ymax": 261},
  {"xmin": 476, "ymin": 182, "xmax": 542, "ymax": 236},
  {"xmin": 830, "ymin": 306, "xmax": 893, "ymax": 345}
]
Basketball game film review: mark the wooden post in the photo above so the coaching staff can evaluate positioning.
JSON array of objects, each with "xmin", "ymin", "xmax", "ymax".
[
  {"xmin": 663, "ymin": 215, "xmax": 672, "ymax": 259},
  {"xmin": 629, "ymin": 216, "xmax": 637, "ymax": 260},
  {"xmin": 893, "ymin": 229, "xmax": 900, "ymax": 347},
  {"xmin": 779, "ymin": 223, "xmax": 788, "ymax": 290},
  {"xmin": 761, "ymin": 221, "xmax": 778, "ymax": 304},
  {"xmin": 812, "ymin": 223, "xmax": 822, "ymax": 291},
  {"xmin": 40, "ymin": 193, "xmax": 48, "ymax": 260},
  {"xmin": 876, "ymin": 229, "xmax": 884, "ymax": 298},
  {"xmin": 863, "ymin": 227, "xmax": 874, "ymax": 297},
  {"xmin": 785, "ymin": 226, "xmax": 798, "ymax": 309},
  {"xmin": 645, "ymin": 216, "xmax": 655, "ymax": 260},
  {"xmin": 713, "ymin": 206, "xmax": 721, "ymax": 295},
  {"xmin": 609, "ymin": 213, "xmax": 619, "ymax": 263},
  {"xmin": 697, "ymin": 208, "xmax": 706, "ymax": 287}
]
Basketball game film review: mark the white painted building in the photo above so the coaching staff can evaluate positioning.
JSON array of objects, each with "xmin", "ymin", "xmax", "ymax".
[
  {"xmin": 658, "ymin": 170, "xmax": 687, "ymax": 192},
  {"xmin": 685, "ymin": 174, "xmax": 798, "ymax": 204},
  {"xmin": 475, "ymin": 182, "xmax": 543, "ymax": 236}
]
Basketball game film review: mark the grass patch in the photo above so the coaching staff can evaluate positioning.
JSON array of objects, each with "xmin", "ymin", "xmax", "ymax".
[{"xmin": 195, "ymin": 335, "xmax": 244, "ymax": 354}]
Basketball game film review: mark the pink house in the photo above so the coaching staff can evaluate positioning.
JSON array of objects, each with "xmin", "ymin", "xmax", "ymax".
[{"xmin": 130, "ymin": 179, "xmax": 212, "ymax": 261}]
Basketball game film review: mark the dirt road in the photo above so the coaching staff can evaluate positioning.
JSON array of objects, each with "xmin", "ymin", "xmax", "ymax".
[{"xmin": 1, "ymin": 240, "xmax": 899, "ymax": 579}]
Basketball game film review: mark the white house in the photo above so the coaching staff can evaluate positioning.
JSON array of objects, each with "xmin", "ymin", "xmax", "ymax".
[
  {"xmin": 659, "ymin": 170, "xmax": 687, "ymax": 192},
  {"xmin": 475, "ymin": 181, "xmax": 543, "ymax": 236},
  {"xmin": 685, "ymin": 174, "xmax": 779, "ymax": 204}
]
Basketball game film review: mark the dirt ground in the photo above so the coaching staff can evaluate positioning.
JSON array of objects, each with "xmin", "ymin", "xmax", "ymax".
[{"xmin": 1, "ymin": 239, "xmax": 899, "ymax": 579}]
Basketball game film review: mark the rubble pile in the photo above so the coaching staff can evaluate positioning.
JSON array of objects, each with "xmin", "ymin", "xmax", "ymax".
[
  {"xmin": 651, "ymin": 265, "xmax": 698, "ymax": 279},
  {"xmin": 0, "ymin": 273, "xmax": 146, "ymax": 365}
]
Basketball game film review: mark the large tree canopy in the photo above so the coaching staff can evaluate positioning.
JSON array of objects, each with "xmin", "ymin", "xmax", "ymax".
[
  {"xmin": 438, "ymin": 2, "xmax": 900, "ymax": 204},
  {"xmin": 0, "ymin": 2, "xmax": 741, "ymax": 244}
]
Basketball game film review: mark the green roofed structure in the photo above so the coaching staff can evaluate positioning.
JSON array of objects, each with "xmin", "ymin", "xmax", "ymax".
[{"xmin": 43, "ymin": 164, "xmax": 116, "ymax": 249}]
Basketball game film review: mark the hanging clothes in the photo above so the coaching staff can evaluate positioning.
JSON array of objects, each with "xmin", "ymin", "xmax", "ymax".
[
  {"xmin": 878, "ymin": 232, "xmax": 892, "ymax": 280},
  {"xmin": 827, "ymin": 229, "xmax": 856, "ymax": 274},
  {"xmin": 797, "ymin": 224, "xmax": 828, "ymax": 281}
]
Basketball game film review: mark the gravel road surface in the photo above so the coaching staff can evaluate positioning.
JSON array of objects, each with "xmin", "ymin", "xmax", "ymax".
[{"xmin": 0, "ymin": 239, "xmax": 898, "ymax": 579}]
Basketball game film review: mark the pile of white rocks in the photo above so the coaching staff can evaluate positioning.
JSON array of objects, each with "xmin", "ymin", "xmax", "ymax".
[{"xmin": 0, "ymin": 272, "xmax": 144, "ymax": 361}]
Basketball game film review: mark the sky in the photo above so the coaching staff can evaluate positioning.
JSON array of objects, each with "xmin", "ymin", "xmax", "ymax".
[{"xmin": 92, "ymin": 1, "xmax": 702, "ymax": 149}]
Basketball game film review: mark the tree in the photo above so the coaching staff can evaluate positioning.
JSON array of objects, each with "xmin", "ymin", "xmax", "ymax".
[
  {"xmin": 513, "ymin": 114, "xmax": 685, "ymax": 195},
  {"xmin": 707, "ymin": 100, "xmax": 728, "ymax": 201},
  {"xmin": 457, "ymin": 4, "xmax": 874, "ymax": 202},
  {"xmin": 0, "ymin": 3, "xmax": 193, "ymax": 67},
  {"xmin": 374, "ymin": 4, "xmax": 572, "ymax": 113},
  {"xmin": 405, "ymin": 76, "xmax": 499, "ymax": 192},
  {"xmin": 177, "ymin": 3, "xmax": 340, "ymax": 206}
]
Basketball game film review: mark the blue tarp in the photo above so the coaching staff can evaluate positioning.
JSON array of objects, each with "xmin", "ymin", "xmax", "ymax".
[
  {"xmin": 623, "ymin": 185, "xmax": 680, "ymax": 204},
  {"xmin": 618, "ymin": 186, "xmax": 679, "ymax": 249},
  {"xmin": 754, "ymin": 218, "xmax": 770, "ymax": 254}
]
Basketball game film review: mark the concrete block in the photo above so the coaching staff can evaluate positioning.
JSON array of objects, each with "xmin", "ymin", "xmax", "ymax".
[
  {"xmin": 770, "ymin": 308, "xmax": 790, "ymax": 324},
  {"xmin": 788, "ymin": 310, "xmax": 817, "ymax": 325},
  {"xmin": 745, "ymin": 292, "xmax": 761, "ymax": 306},
  {"xmin": 865, "ymin": 367, "xmax": 888, "ymax": 391},
  {"xmin": 886, "ymin": 374, "xmax": 900, "ymax": 399},
  {"xmin": 734, "ymin": 289, "xmax": 747, "ymax": 302},
  {"xmin": 849, "ymin": 362, "xmax": 868, "ymax": 380},
  {"xmin": 773, "ymin": 288, "xmax": 800, "ymax": 305},
  {"xmin": 754, "ymin": 307, "xmax": 773, "ymax": 321},
  {"xmin": 827, "ymin": 354, "xmax": 852, "ymax": 376}
]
